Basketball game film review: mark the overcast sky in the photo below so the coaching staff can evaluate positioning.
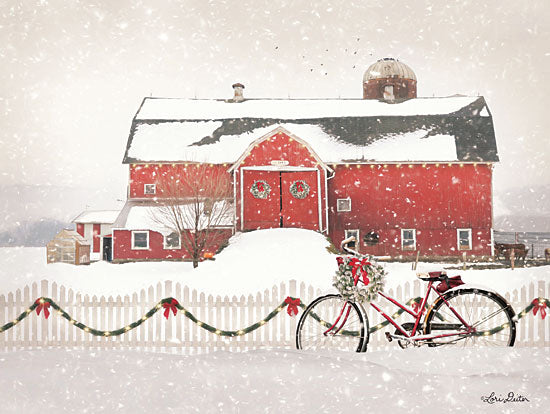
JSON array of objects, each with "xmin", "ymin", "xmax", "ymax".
[{"xmin": 1, "ymin": 0, "xmax": 549, "ymax": 221}]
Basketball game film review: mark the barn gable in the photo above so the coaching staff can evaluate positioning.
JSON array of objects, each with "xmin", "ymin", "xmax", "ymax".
[{"xmin": 228, "ymin": 127, "xmax": 331, "ymax": 172}]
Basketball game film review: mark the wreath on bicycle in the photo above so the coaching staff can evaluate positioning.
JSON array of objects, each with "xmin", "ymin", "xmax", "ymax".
[
  {"xmin": 250, "ymin": 180, "xmax": 271, "ymax": 199},
  {"xmin": 333, "ymin": 256, "xmax": 386, "ymax": 303},
  {"xmin": 289, "ymin": 180, "xmax": 310, "ymax": 199}
]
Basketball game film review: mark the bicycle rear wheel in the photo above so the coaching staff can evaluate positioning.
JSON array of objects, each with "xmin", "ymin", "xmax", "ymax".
[
  {"xmin": 296, "ymin": 294, "xmax": 367, "ymax": 352},
  {"xmin": 424, "ymin": 288, "xmax": 516, "ymax": 347}
]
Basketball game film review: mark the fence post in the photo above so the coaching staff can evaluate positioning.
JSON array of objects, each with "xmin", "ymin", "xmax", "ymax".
[
  {"xmin": 40, "ymin": 280, "xmax": 49, "ymax": 347},
  {"xmin": 537, "ymin": 281, "xmax": 545, "ymax": 346}
]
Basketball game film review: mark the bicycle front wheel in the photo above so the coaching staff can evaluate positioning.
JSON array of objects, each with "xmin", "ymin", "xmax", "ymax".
[
  {"xmin": 296, "ymin": 294, "xmax": 368, "ymax": 352},
  {"xmin": 424, "ymin": 288, "xmax": 516, "ymax": 347}
]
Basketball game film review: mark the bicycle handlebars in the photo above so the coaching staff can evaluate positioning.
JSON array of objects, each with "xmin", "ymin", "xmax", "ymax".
[{"xmin": 340, "ymin": 236, "xmax": 360, "ymax": 256}]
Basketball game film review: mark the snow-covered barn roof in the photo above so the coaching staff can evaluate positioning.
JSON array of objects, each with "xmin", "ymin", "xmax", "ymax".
[
  {"xmin": 72, "ymin": 210, "xmax": 121, "ymax": 224},
  {"xmin": 123, "ymin": 96, "xmax": 497, "ymax": 164}
]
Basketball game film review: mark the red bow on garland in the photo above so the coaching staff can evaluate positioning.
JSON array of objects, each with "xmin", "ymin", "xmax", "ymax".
[
  {"xmin": 532, "ymin": 299, "xmax": 547, "ymax": 319},
  {"xmin": 285, "ymin": 297, "xmax": 301, "ymax": 317},
  {"xmin": 35, "ymin": 299, "xmax": 50, "ymax": 319},
  {"xmin": 349, "ymin": 258, "xmax": 371, "ymax": 286},
  {"xmin": 411, "ymin": 300, "xmax": 421, "ymax": 313},
  {"xmin": 162, "ymin": 299, "xmax": 179, "ymax": 319}
]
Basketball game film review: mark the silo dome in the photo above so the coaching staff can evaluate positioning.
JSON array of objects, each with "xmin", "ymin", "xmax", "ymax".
[
  {"xmin": 363, "ymin": 58, "xmax": 417, "ymax": 82},
  {"xmin": 362, "ymin": 58, "xmax": 417, "ymax": 100}
]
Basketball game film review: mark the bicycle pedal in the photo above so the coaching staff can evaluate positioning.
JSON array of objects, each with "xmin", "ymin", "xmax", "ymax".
[{"xmin": 385, "ymin": 332, "xmax": 393, "ymax": 342}]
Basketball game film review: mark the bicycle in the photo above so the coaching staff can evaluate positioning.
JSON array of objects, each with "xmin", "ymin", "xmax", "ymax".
[{"xmin": 296, "ymin": 237, "xmax": 517, "ymax": 352}]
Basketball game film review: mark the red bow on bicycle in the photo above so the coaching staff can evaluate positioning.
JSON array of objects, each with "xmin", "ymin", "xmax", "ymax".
[
  {"xmin": 285, "ymin": 297, "xmax": 301, "ymax": 317},
  {"xmin": 349, "ymin": 258, "xmax": 371, "ymax": 286},
  {"xmin": 162, "ymin": 299, "xmax": 179, "ymax": 319},
  {"xmin": 35, "ymin": 298, "xmax": 50, "ymax": 319},
  {"xmin": 532, "ymin": 299, "xmax": 547, "ymax": 319}
]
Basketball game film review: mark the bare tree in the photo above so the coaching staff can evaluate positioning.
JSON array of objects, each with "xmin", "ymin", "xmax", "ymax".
[{"xmin": 149, "ymin": 165, "xmax": 233, "ymax": 268}]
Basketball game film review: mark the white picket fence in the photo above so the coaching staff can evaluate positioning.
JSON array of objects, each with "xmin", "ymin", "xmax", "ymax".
[{"xmin": 0, "ymin": 279, "xmax": 548, "ymax": 353}]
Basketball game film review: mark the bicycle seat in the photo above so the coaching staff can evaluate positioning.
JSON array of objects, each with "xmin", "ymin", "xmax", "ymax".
[{"xmin": 416, "ymin": 271, "xmax": 448, "ymax": 282}]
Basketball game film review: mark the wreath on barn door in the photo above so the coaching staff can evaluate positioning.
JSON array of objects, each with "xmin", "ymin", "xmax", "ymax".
[
  {"xmin": 250, "ymin": 180, "xmax": 271, "ymax": 199},
  {"xmin": 289, "ymin": 180, "xmax": 310, "ymax": 199}
]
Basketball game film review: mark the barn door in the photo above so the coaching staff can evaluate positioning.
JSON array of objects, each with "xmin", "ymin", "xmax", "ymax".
[
  {"xmin": 281, "ymin": 171, "xmax": 319, "ymax": 230},
  {"xmin": 242, "ymin": 170, "xmax": 281, "ymax": 230}
]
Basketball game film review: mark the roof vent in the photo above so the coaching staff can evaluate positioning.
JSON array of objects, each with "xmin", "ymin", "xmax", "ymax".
[{"xmin": 232, "ymin": 83, "xmax": 245, "ymax": 102}]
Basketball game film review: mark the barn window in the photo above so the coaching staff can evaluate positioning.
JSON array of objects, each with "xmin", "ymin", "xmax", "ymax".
[
  {"xmin": 132, "ymin": 231, "xmax": 149, "ymax": 250},
  {"xmin": 401, "ymin": 229, "xmax": 416, "ymax": 251},
  {"xmin": 345, "ymin": 229, "xmax": 359, "ymax": 249},
  {"xmin": 144, "ymin": 184, "xmax": 156, "ymax": 195},
  {"xmin": 337, "ymin": 198, "xmax": 351, "ymax": 212},
  {"xmin": 164, "ymin": 232, "xmax": 181, "ymax": 249},
  {"xmin": 457, "ymin": 229, "xmax": 472, "ymax": 251}
]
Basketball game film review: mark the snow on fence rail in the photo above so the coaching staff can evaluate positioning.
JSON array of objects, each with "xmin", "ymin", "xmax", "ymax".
[{"xmin": 0, "ymin": 279, "xmax": 548, "ymax": 353}]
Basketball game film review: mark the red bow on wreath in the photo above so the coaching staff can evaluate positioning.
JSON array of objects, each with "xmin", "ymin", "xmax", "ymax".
[
  {"xmin": 35, "ymin": 298, "xmax": 50, "ymax": 319},
  {"xmin": 162, "ymin": 299, "xmax": 179, "ymax": 319},
  {"xmin": 257, "ymin": 182, "xmax": 264, "ymax": 192},
  {"xmin": 296, "ymin": 182, "xmax": 304, "ymax": 192},
  {"xmin": 532, "ymin": 299, "xmax": 547, "ymax": 319},
  {"xmin": 349, "ymin": 258, "xmax": 371, "ymax": 286},
  {"xmin": 285, "ymin": 297, "xmax": 301, "ymax": 317}
]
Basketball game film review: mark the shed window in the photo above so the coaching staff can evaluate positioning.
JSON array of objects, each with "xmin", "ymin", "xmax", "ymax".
[
  {"xmin": 337, "ymin": 198, "xmax": 351, "ymax": 212},
  {"xmin": 457, "ymin": 229, "xmax": 472, "ymax": 251},
  {"xmin": 132, "ymin": 231, "xmax": 149, "ymax": 250},
  {"xmin": 61, "ymin": 250, "xmax": 75, "ymax": 264},
  {"xmin": 164, "ymin": 232, "xmax": 181, "ymax": 249},
  {"xmin": 344, "ymin": 229, "xmax": 359, "ymax": 250},
  {"xmin": 401, "ymin": 229, "xmax": 416, "ymax": 251},
  {"xmin": 144, "ymin": 184, "xmax": 156, "ymax": 195}
]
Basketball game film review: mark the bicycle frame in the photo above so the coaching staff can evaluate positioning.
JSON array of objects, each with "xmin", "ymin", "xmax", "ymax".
[{"xmin": 327, "ymin": 278, "xmax": 475, "ymax": 344}]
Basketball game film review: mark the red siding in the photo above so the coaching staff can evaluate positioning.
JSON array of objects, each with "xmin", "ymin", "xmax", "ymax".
[
  {"xmin": 92, "ymin": 224, "xmax": 101, "ymax": 253},
  {"xmin": 328, "ymin": 163, "xmax": 493, "ymax": 257},
  {"xmin": 112, "ymin": 229, "xmax": 232, "ymax": 261},
  {"xmin": 129, "ymin": 163, "xmax": 231, "ymax": 199},
  {"xmin": 242, "ymin": 131, "xmax": 319, "ymax": 168},
  {"xmin": 123, "ymin": 129, "xmax": 493, "ymax": 258}
]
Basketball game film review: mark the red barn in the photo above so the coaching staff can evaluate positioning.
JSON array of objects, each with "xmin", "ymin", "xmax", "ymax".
[{"xmin": 110, "ymin": 58, "xmax": 498, "ymax": 262}]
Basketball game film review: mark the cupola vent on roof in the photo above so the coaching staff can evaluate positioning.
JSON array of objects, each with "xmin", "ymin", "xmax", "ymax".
[{"xmin": 232, "ymin": 83, "xmax": 245, "ymax": 102}]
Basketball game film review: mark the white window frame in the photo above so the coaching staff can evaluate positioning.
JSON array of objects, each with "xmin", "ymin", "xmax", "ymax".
[
  {"xmin": 144, "ymin": 184, "xmax": 156, "ymax": 195},
  {"xmin": 344, "ymin": 229, "xmax": 359, "ymax": 249},
  {"xmin": 163, "ymin": 231, "xmax": 181, "ymax": 250},
  {"xmin": 401, "ymin": 229, "xmax": 416, "ymax": 251},
  {"xmin": 457, "ymin": 228, "xmax": 472, "ymax": 251},
  {"xmin": 337, "ymin": 197, "xmax": 352, "ymax": 212},
  {"xmin": 131, "ymin": 231, "xmax": 149, "ymax": 250}
]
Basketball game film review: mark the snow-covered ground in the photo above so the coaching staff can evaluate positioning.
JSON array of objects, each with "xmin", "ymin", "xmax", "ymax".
[
  {"xmin": 1, "ymin": 229, "xmax": 549, "ymax": 413},
  {"xmin": 0, "ymin": 228, "xmax": 548, "ymax": 297},
  {"xmin": 0, "ymin": 347, "xmax": 547, "ymax": 413}
]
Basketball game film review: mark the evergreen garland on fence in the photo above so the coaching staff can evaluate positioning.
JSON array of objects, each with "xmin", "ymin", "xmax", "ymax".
[{"xmin": 0, "ymin": 296, "xmax": 547, "ymax": 339}]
